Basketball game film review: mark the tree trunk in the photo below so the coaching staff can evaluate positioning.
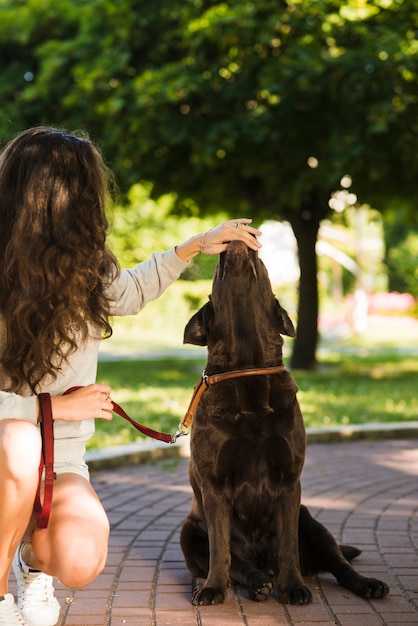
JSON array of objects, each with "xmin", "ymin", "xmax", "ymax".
[{"xmin": 287, "ymin": 209, "xmax": 321, "ymax": 370}]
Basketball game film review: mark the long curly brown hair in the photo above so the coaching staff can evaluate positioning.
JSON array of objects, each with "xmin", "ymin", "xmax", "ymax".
[{"xmin": 0, "ymin": 127, "xmax": 119, "ymax": 393}]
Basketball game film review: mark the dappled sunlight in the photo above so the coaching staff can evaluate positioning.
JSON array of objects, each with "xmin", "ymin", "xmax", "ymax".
[
  {"xmin": 376, "ymin": 446, "xmax": 418, "ymax": 477},
  {"xmin": 302, "ymin": 495, "xmax": 359, "ymax": 511}
]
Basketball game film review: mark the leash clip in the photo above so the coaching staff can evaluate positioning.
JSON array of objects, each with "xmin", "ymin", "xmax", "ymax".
[{"xmin": 171, "ymin": 424, "xmax": 190, "ymax": 444}]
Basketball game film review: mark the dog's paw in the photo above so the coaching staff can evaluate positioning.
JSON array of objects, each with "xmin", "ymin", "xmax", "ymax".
[
  {"xmin": 366, "ymin": 578, "xmax": 390, "ymax": 599},
  {"xmin": 342, "ymin": 575, "xmax": 390, "ymax": 599},
  {"xmin": 278, "ymin": 584, "xmax": 312, "ymax": 605},
  {"xmin": 247, "ymin": 571, "xmax": 274, "ymax": 602},
  {"xmin": 192, "ymin": 585, "xmax": 226, "ymax": 606}
]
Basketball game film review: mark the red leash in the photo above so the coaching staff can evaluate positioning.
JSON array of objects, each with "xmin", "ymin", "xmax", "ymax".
[
  {"xmin": 35, "ymin": 367, "xmax": 285, "ymax": 527},
  {"xmin": 34, "ymin": 393, "xmax": 55, "ymax": 529},
  {"xmin": 64, "ymin": 387, "xmax": 177, "ymax": 444},
  {"xmin": 34, "ymin": 387, "xmax": 183, "ymax": 528}
]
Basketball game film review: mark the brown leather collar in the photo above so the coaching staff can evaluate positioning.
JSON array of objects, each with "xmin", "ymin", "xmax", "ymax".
[{"xmin": 180, "ymin": 365, "xmax": 287, "ymax": 431}]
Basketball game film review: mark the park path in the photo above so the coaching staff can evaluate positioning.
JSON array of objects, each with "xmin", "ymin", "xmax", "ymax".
[{"xmin": 14, "ymin": 437, "xmax": 416, "ymax": 625}]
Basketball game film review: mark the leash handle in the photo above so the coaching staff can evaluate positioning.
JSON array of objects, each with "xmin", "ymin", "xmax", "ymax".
[
  {"xmin": 63, "ymin": 387, "xmax": 175, "ymax": 444},
  {"xmin": 34, "ymin": 393, "xmax": 54, "ymax": 529}
]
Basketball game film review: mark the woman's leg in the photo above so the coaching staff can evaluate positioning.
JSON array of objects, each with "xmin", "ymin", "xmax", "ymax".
[
  {"xmin": 0, "ymin": 421, "xmax": 41, "ymax": 596},
  {"xmin": 28, "ymin": 472, "xmax": 110, "ymax": 588}
]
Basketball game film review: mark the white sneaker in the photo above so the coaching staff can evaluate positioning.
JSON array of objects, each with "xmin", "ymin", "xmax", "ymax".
[
  {"xmin": 0, "ymin": 593, "xmax": 29, "ymax": 625},
  {"xmin": 12, "ymin": 542, "xmax": 60, "ymax": 626}
]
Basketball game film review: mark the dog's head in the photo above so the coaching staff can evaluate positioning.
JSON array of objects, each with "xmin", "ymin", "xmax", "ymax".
[{"xmin": 184, "ymin": 240, "xmax": 295, "ymax": 369}]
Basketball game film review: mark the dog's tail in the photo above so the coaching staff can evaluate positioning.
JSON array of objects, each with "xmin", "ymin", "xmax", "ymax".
[{"xmin": 339, "ymin": 544, "xmax": 362, "ymax": 562}]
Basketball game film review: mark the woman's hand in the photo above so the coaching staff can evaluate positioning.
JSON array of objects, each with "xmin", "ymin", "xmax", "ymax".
[
  {"xmin": 200, "ymin": 219, "xmax": 262, "ymax": 255},
  {"xmin": 175, "ymin": 218, "xmax": 262, "ymax": 262},
  {"xmin": 50, "ymin": 383, "xmax": 113, "ymax": 422}
]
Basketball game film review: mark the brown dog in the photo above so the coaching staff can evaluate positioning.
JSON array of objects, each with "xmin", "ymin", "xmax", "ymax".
[{"xmin": 180, "ymin": 240, "xmax": 389, "ymax": 606}]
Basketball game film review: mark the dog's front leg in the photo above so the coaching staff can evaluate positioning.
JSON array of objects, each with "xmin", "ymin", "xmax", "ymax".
[
  {"xmin": 192, "ymin": 489, "xmax": 231, "ymax": 606},
  {"xmin": 274, "ymin": 488, "xmax": 312, "ymax": 605}
]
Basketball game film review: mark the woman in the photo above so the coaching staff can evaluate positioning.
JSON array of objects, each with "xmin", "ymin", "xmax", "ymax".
[{"xmin": 0, "ymin": 126, "xmax": 262, "ymax": 625}]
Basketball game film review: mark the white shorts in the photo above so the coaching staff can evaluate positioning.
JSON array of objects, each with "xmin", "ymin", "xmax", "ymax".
[{"xmin": 42, "ymin": 458, "xmax": 90, "ymax": 482}]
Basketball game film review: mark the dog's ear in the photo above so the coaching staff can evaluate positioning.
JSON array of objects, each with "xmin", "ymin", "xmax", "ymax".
[
  {"xmin": 275, "ymin": 299, "xmax": 297, "ymax": 338},
  {"xmin": 183, "ymin": 300, "xmax": 214, "ymax": 346}
]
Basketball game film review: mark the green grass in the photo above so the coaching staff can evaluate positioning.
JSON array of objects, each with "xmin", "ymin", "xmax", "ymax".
[
  {"xmin": 91, "ymin": 349, "xmax": 418, "ymax": 449},
  {"xmin": 293, "ymin": 353, "xmax": 418, "ymax": 428}
]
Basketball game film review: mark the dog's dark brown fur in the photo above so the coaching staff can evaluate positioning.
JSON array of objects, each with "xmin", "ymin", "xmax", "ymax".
[{"xmin": 180, "ymin": 241, "xmax": 389, "ymax": 606}]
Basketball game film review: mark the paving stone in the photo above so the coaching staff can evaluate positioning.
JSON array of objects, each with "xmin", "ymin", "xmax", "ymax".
[{"xmin": 8, "ymin": 438, "xmax": 418, "ymax": 625}]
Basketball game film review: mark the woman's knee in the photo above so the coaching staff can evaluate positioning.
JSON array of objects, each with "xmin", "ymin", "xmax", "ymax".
[
  {"xmin": 32, "ymin": 472, "xmax": 110, "ymax": 586},
  {"xmin": 51, "ymin": 523, "xmax": 109, "ymax": 587},
  {"xmin": 0, "ymin": 421, "xmax": 41, "ymax": 480}
]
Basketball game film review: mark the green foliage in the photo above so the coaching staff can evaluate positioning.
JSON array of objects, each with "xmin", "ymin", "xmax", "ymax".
[
  {"xmin": 383, "ymin": 213, "xmax": 418, "ymax": 296},
  {"xmin": 108, "ymin": 182, "xmax": 223, "ymax": 279},
  {"xmin": 386, "ymin": 232, "xmax": 418, "ymax": 297},
  {"xmin": 1, "ymin": 0, "xmax": 417, "ymax": 215}
]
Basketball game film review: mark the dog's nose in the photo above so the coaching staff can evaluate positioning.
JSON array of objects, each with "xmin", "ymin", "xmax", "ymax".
[{"xmin": 227, "ymin": 240, "xmax": 249, "ymax": 254}]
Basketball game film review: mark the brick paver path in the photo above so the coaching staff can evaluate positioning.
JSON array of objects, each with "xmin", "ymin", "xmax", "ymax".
[{"xmin": 13, "ymin": 439, "xmax": 418, "ymax": 625}]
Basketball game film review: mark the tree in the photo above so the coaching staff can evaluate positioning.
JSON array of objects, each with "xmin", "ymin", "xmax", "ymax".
[
  {"xmin": 386, "ymin": 231, "xmax": 418, "ymax": 297},
  {"xmin": 382, "ymin": 206, "xmax": 418, "ymax": 296},
  {"xmin": 1, "ymin": 0, "xmax": 417, "ymax": 368}
]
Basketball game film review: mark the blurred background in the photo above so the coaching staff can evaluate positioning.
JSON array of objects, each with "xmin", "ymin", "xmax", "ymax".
[{"xmin": 2, "ymin": 0, "xmax": 417, "ymax": 445}]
